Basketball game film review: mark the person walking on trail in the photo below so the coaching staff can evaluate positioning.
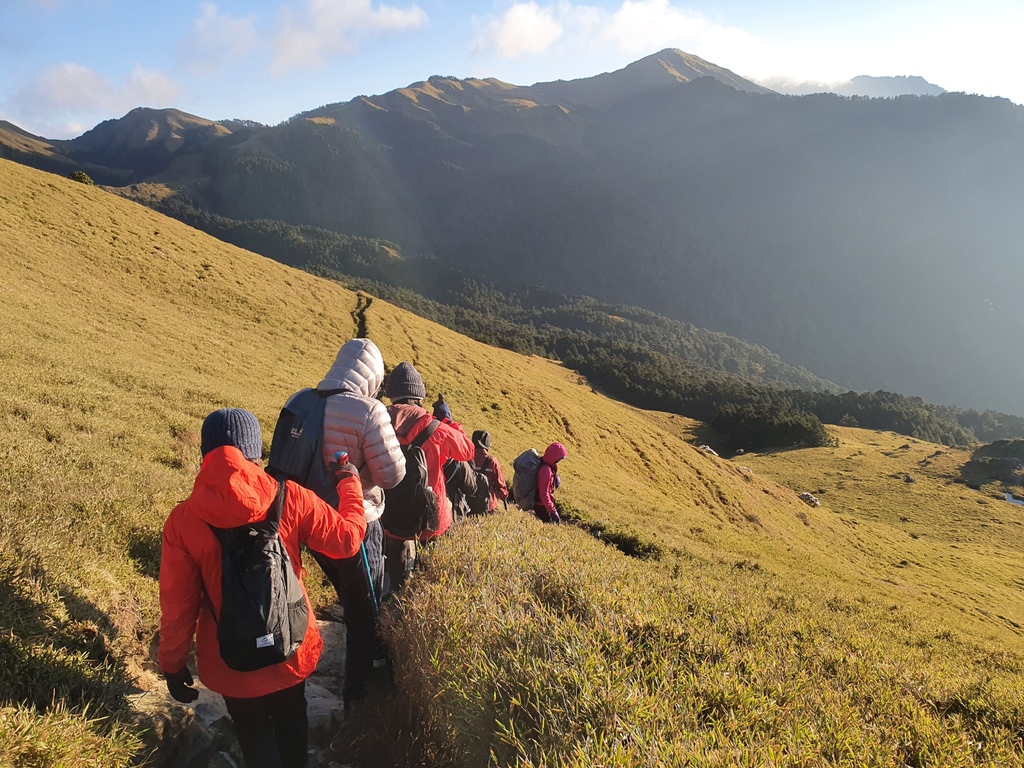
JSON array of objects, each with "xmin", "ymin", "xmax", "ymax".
[
  {"xmin": 286, "ymin": 338, "xmax": 406, "ymax": 708},
  {"xmin": 432, "ymin": 393, "xmax": 452, "ymax": 421},
  {"xmin": 384, "ymin": 362, "xmax": 474, "ymax": 590},
  {"xmin": 534, "ymin": 442, "xmax": 567, "ymax": 524},
  {"xmin": 159, "ymin": 408, "xmax": 366, "ymax": 768},
  {"xmin": 471, "ymin": 430, "xmax": 508, "ymax": 514}
]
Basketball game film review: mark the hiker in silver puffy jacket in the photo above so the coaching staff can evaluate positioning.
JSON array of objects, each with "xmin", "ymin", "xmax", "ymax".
[{"xmin": 286, "ymin": 338, "xmax": 405, "ymax": 707}]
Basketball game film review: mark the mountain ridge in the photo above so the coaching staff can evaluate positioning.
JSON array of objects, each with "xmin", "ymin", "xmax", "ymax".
[{"xmin": 3, "ymin": 51, "xmax": 1024, "ymax": 414}]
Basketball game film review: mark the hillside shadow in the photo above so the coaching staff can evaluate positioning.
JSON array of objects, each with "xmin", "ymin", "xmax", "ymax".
[
  {"xmin": 558, "ymin": 500, "xmax": 664, "ymax": 561},
  {"xmin": 128, "ymin": 525, "xmax": 162, "ymax": 581},
  {"xmin": 0, "ymin": 561, "xmax": 132, "ymax": 718}
]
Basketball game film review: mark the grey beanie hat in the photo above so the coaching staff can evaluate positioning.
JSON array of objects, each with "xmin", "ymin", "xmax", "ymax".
[
  {"xmin": 385, "ymin": 361, "xmax": 426, "ymax": 401},
  {"xmin": 200, "ymin": 408, "xmax": 262, "ymax": 460}
]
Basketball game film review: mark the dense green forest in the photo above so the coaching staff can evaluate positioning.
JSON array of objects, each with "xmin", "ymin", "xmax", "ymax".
[{"xmin": 145, "ymin": 195, "xmax": 1024, "ymax": 451}]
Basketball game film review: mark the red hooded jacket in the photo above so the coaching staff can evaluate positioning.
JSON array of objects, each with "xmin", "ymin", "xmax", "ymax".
[
  {"xmin": 159, "ymin": 446, "xmax": 366, "ymax": 698},
  {"xmin": 386, "ymin": 404, "xmax": 474, "ymax": 540}
]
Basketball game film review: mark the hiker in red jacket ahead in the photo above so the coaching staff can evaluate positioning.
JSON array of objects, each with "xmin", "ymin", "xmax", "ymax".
[
  {"xmin": 384, "ymin": 362, "xmax": 473, "ymax": 590},
  {"xmin": 535, "ymin": 442, "xmax": 567, "ymax": 524},
  {"xmin": 159, "ymin": 408, "xmax": 366, "ymax": 768}
]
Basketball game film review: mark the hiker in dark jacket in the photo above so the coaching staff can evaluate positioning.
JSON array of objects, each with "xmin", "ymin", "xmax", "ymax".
[
  {"xmin": 471, "ymin": 430, "xmax": 508, "ymax": 513},
  {"xmin": 385, "ymin": 362, "xmax": 474, "ymax": 590},
  {"xmin": 534, "ymin": 442, "xmax": 567, "ymax": 524},
  {"xmin": 159, "ymin": 408, "xmax": 366, "ymax": 768},
  {"xmin": 444, "ymin": 429, "xmax": 508, "ymax": 518},
  {"xmin": 281, "ymin": 338, "xmax": 405, "ymax": 706},
  {"xmin": 432, "ymin": 393, "xmax": 452, "ymax": 421}
]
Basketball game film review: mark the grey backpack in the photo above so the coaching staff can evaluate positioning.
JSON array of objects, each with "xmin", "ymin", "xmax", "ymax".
[{"xmin": 511, "ymin": 448, "xmax": 542, "ymax": 510}]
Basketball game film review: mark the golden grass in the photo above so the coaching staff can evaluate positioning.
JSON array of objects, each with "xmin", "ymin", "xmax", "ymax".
[
  {"xmin": 382, "ymin": 514, "xmax": 1024, "ymax": 766},
  {"xmin": 740, "ymin": 429, "xmax": 1024, "ymax": 640},
  {"xmin": 2, "ymin": 156, "xmax": 1023, "ymax": 764}
]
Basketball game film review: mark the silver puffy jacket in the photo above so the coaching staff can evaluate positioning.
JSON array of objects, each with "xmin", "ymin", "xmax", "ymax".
[{"xmin": 289, "ymin": 339, "xmax": 406, "ymax": 523}]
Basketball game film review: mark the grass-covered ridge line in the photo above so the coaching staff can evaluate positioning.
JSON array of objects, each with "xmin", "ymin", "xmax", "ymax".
[{"xmin": 3, "ymin": 157, "xmax": 1024, "ymax": 764}]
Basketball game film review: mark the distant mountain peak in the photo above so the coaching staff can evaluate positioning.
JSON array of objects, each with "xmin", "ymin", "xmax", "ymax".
[
  {"xmin": 763, "ymin": 74, "xmax": 946, "ymax": 98},
  {"xmin": 837, "ymin": 75, "xmax": 946, "ymax": 98},
  {"xmin": 71, "ymin": 107, "xmax": 232, "ymax": 154},
  {"xmin": 529, "ymin": 48, "xmax": 773, "ymax": 108},
  {"xmin": 628, "ymin": 48, "xmax": 773, "ymax": 93}
]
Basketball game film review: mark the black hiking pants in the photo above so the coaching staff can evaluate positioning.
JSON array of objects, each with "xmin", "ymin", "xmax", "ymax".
[
  {"xmin": 223, "ymin": 680, "xmax": 307, "ymax": 768},
  {"xmin": 310, "ymin": 518, "xmax": 384, "ymax": 703}
]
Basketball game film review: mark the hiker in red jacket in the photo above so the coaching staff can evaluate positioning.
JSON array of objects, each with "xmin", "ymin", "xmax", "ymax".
[
  {"xmin": 384, "ymin": 362, "xmax": 473, "ymax": 590},
  {"xmin": 534, "ymin": 442, "xmax": 567, "ymax": 524},
  {"xmin": 159, "ymin": 408, "xmax": 366, "ymax": 768}
]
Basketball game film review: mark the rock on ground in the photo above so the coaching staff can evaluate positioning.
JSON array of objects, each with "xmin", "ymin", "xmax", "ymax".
[{"xmin": 133, "ymin": 619, "xmax": 349, "ymax": 767}]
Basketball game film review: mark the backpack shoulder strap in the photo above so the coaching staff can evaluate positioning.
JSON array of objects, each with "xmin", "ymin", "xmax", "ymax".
[
  {"xmin": 265, "ymin": 478, "xmax": 288, "ymax": 528},
  {"xmin": 409, "ymin": 419, "xmax": 440, "ymax": 449},
  {"xmin": 314, "ymin": 387, "xmax": 344, "ymax": 397}
]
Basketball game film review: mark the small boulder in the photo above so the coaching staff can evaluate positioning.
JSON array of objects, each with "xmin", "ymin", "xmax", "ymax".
[{"xmin": 798, "ymin": 491, "xmax": 820, "ymax": 508}]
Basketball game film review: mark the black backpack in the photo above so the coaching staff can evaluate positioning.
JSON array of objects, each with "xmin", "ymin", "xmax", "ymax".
[
  {"xmin": 210, "ymin": 480, "xmax": 309, "ymax": 672},
  {"xmin": 465, "ymin": 459, "xmax": 493, "ymax": 516},
  {"xmin": 444, "ymin": 460, "xmax": 490, "ymax": 520},
  {"xmin": 267, "ymin": 388, "xmax": 342, "ymax": 505},
  {"xmin": 383, "ymin": 420, "xmax": 440, "ymax": 539}
]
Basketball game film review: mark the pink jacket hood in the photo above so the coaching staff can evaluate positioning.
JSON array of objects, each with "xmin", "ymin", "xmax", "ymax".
[{"xmin": 543, "ymin": 442, "xmax": 567, "ymax": 465}]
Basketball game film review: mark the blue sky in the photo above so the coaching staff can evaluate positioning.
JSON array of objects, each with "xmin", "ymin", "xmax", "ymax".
[{"xmin": 2, "ymin": 0, "xmax": 1023, "ymax": 138}]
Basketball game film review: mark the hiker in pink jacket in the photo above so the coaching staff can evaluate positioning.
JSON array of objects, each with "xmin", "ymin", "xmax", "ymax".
[{"xmin": 534, "ymin": 442, "xmax": 567, "ymax": 524}]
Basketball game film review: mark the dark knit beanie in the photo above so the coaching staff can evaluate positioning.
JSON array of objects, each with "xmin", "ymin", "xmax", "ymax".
[
  {"xmin": 472, "ymin": 430, "xmax": 492, "ymax": 450},
  {"xmin": 386, "ymin": 362, "xmax": 426, "ymax": 401},
  {"xmin": 200, "ymin": 408, "xmax": 262, "ymax": 460}
]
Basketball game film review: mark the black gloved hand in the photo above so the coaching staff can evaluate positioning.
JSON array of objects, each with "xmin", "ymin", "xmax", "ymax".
[
  {"xmin": 329, "ymin": 451, "xmax": 358, "ymax": 480},
  {"xmin": 165, "ymin": 667, "xmax": 199, "ymax": 703}
]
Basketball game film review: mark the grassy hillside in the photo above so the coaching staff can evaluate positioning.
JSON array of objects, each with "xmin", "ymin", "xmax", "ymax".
[{"xmin": 2, "ymin": 157, "xmax": 1023, "ymax": 765}]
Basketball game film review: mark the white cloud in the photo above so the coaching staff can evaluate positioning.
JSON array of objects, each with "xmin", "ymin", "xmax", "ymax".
[
  {"xmin": 177, "ymin": 3, "xmax": 259, "ymax": 75},
  {"xmin": 7, "ymin": 62, "xmax": 182, "ymax": 137},
  {"xmin": 272, "ymin": 0, "xmax": 428, "ymax": 75},
  {"xmin": 121, "ymin": 65, "xmax": 182, "ymax": 108},
  {"xmin": 472, "ymin": 0, "xmax": 764, "ymax": 69},
  {"xmin": 598, "ymin": 0, "xmax": 705, "ymax": 54},
  {"xmin": 473, "ymin": 2, "xmax": 563, "ymax": 57}
]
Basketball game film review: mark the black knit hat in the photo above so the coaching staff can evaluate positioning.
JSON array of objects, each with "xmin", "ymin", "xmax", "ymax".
[
  {"xmin": 433, "ymin": 393, "xmax": 452, "ymax": 420},
  {"xmin": 385, "ymin": 362, "xmax": 426, "ymax": 401},
  {"xmin": 472, "ymin": 430, "xmax": 491, "ymax": 450},
  {"xmin": 200, "ymin": 408, "xmax": 262, "ymax": 460}
]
